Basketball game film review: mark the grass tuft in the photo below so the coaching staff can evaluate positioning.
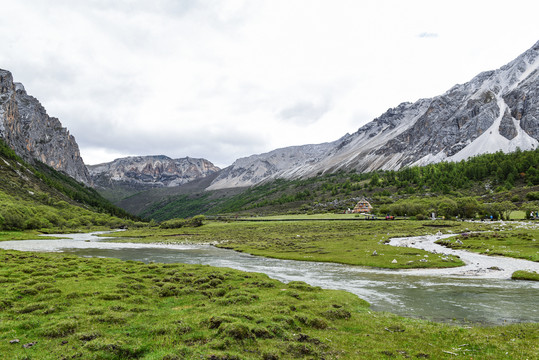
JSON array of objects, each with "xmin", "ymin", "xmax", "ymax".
[{"xmin": 512, "ymin": 270, "xmax": 539, "ymax": 281}]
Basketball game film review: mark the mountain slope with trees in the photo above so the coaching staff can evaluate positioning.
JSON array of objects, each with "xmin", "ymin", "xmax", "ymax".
[
  {"xmin": 0, "ymin": 138, "xmax": 136, "ymax": 231},
  {"xmin": 133, "ymin": 148, "xmax": 539, "ymax": 221}
]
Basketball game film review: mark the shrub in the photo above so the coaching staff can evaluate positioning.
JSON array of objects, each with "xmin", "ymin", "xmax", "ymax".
[
  {"xmin": 160, "ymin": 215, "xmax": 206, "ymax": 229},
  {"xmin": 160, "ymin": 219, "xmax": 186, "ymax": 229},
  {"xmin": 1, "ymin": 210, "xmax": 25, "ymax": 230},
  {"xmin": 187, "ymin": 215, "xmax": 205, "ymax": 227}
]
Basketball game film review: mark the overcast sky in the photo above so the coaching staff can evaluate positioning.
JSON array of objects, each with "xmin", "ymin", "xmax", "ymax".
[{"xmin": 1, "ymin": 0, "xmax": 538, "ymax": 167}]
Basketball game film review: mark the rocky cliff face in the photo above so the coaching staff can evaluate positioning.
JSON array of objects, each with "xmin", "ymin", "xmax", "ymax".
[
  {"xmin": 88, "ymin": 155, "xmax": 220, "ymax": 190},
  {"xmin": 208, "ymin": 40, "xmax": 539, "ymax": 190},
  {"xmin": 0, "ymin": 69, "xmax": 91, "ymax": 184}
]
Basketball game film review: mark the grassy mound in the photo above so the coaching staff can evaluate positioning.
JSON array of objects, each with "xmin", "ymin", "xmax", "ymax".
[{"xmin": 512, "ymin": 270, "xmax": 539, "ymax": 281}]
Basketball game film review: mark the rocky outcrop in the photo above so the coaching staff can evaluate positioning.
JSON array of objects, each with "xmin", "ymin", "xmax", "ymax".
[
  {"xmin": 206, "ymin": 142, "xmax": 336, "ymax": 190},
  {"xmin": 88, "ymin": 155, "xmax": 220, "ymax": 190},
  {"xmin": 207, "ymin": 40, "xmax": 539, "ymax": 190},
  {"xmin": 0, "ymin": 69, "xmax": 91, "ymax": 184}
]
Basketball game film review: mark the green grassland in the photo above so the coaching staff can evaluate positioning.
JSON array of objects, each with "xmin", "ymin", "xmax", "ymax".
[
  {"xmin": 1, "ymin": 250, "xmax": 537, "ymax": 360},
  {"xmin": 105, "ymin": 219, "xmax": 504, "ymax": 269},
  {"xmin": 435, "ymin": 229, "xmax": 539, "ymax": 262}
]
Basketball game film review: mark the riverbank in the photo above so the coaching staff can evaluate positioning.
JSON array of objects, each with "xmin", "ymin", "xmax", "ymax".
[
  {"xmin": 104, "ymin": 220, "xmax": 501, "ymax": 269},
  {"xmin": 2, "ymin": 231, "xmax": 538, "ymax": 325},
  {"xmin": 1, "ymin": 249, "xmax": 537, "ymax": 359},
  {"xmin": 389, "ymin": 233, "xmax": 539, "ymax": 279}
]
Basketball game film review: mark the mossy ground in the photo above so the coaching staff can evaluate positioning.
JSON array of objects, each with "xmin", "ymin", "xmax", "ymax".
[
  {"xmin": 512, "ymin": 270, "xmax": 539, "ymax": 281},
  {"xmin": 1, "ymin": 250, "xmax": 538, "ymax": 359}
]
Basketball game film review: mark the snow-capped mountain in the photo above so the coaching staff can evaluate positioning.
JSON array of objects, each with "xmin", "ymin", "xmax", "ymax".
[
  {"xmin": 208, "ymin": 40, "xmax": 539, "ymax": 190},
  {"xmin": 88, "ymin": 155, "xmax": 220, "ymax": 190}
]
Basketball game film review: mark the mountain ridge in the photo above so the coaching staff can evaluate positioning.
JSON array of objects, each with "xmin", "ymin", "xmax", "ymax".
[
  {"xmin": 206, "ymin": 40, "xmax": 539, "ymax": 190},
  {"xmin": 87, "ymin": 155, "xmax": 220, "ymax": 191}
]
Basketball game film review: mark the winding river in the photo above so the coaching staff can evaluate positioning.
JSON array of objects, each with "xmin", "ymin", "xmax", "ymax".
[{"xmin": 1, "ymin": 231, "xmax": 538, "ymax": 325}]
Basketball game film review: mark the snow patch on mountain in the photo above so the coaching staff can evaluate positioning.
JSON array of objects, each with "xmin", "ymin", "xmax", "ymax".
[{"xmin": 449, "ymin": 97, "xmax": 538, "ymax": 162}]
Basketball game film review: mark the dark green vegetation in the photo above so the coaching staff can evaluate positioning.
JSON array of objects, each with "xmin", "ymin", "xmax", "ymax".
[
  {"xmin": 0, "ymin": 139, "xmax": 137, "ymax": 231},
  {"xmin": 1, "ymin": 250, "xmax": 538, "ymax": 359},
  {"xmin": 512, "ymin": 270, "xmax": 539, "ymax": 281},
  {"xmin": 435, "ymin": 230, "xmax": 539, "ymax": 262},
  {"xmin": 110, "ymin": 149, "xmax": 539, "ymax": 221},
  {"xmin": 159, "ymin": 215, "xmax": 206, "ymax": 229},
  {"xmin": 106, "ymin": 220, "xmax": 505, "ymax": 269}
]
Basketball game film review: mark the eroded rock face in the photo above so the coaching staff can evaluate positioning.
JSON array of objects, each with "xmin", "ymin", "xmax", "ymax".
[
  {"xmin": 0, "ymin": 69, "xmax": 91, "ymax": 184},
  {"xmin": 498, "ymin": 110, "xmax": 518, "ymax": 140},
  {"xmin": 87, "ymin": 155, "xmax": 220, "ymax": 189}
]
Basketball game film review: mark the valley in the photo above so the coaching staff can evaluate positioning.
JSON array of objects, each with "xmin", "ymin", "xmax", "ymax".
[{"xmin": 1, "ymin": 35, "xmax": 538, "ymax": 359}]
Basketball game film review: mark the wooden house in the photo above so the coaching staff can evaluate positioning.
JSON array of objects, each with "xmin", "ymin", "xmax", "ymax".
[{"xmin": 352, "ymin": 199, "xmax": 372, "ymax": 213}]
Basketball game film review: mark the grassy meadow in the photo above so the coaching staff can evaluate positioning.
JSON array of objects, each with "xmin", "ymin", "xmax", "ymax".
[
  {"xmin": 1, "ymin": 250, "xmax": 538, "ymax": 359},
  {"xmin": 105, "ymin": 219, "xmax": 504, "ymax": 269}
]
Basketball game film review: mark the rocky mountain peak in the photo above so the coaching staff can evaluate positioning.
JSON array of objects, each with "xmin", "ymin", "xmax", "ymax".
[
  {"xmin": 88, "ymin": 155, "xmax": 220, "ymax": 190},
  {"xmin": 0, "ymin": 69, "xmax": 91, "ymax": 184}
]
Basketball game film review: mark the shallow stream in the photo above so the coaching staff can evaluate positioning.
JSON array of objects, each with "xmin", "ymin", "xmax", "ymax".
[{"xmin": 0, "ymin": 231, "xmax": 538, "ymax": 325}]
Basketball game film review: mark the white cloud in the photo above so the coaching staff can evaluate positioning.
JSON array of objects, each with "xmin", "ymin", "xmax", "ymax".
[
  {"xmin": 418, "ymin": 32, "xmax": 439, "ymax": 38},
  {"xmin": 0, "ymin": 0, "xmax": 538, "ymax": 168}
]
